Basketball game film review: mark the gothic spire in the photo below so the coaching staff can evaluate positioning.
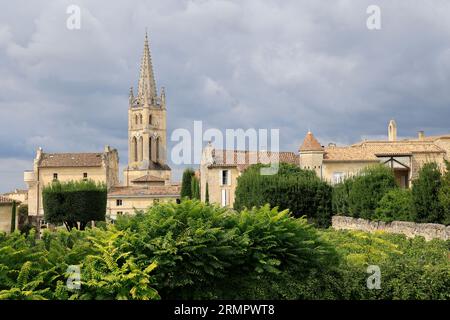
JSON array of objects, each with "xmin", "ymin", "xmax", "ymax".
[{"xmin": 137, "ymin": 32, "xmax": 157, "ymax": 105}]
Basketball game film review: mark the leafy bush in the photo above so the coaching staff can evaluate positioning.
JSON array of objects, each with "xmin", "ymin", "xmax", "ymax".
[
  {"xmin": 114, "ymin": 200, "xmax": 338, "ymax": 299},
  {"xmin": 346, "ymin": 165, "xmax": 397, "ymax": 219},
  {"xmin": 322, "ymin": 230, "xmax": 450, "ymax": 299},
  {"xmin": 332, "ymin": 178, "xmax": 353, "ymax": 215},
  {"xmin": 0, "ymin": 228, "xmax": 159, "ymax": 300},
  {"xmin": 234, "ymin": 163, "xmax": 332, "ymax": 227},
  {"xmin": 412, "ymin": 162, "xmax": 443, "ymax": 223},
  {"xmin": 43, "ymin": 180, "xmax": 107, "ymax": 230},
  {"xmin": 374, "ymin": 188, "xmax": 413, "ymax": 222}
]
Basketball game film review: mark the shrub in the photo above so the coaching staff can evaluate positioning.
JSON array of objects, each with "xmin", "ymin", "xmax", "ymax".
[
  {"xmin": 234, "ymin": 163, "xmax": 332, "ymax": 227},
  {"xmin": 374, "ymin": 188, "xmax": 413, "ymax": 222},
  {"xmin": 114, "ymin": 200, "xmax": 338, "ymax": 299},
  {"xmin": 332, "ymin": 178, "xmax": 354, "ymax": 215},
  {"xmin": 43, "ymin": 180, "xmax": 107, "ymax": 230},
  {"xmin": 412, "ymin": 162, "xmax": 443, "ymax": 223},
  {"xmin": 347, "ymin": 165, "xmax": 397, "ymax": 219}
]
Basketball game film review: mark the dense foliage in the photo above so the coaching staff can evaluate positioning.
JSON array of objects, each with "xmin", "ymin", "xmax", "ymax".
[
  {"xmin": 114, "ymin": 200, "xmax": 338, "ymax": 299},
  {"xmin": 43, "ymin": 180, "xmax": 107, "ymax": 231},
  {"xmin": 1, "ymin": 200, "xmax": 449, "ymax": 300},
  {"xmin": 412, "ymin": 162, "xmax": 443, "ymax": 223},
  {"xmin": 234, "ymin": 163, "xmax": 332, "ymax": 227},
  {"xmin": 346, "ymin": 165, "xmax": 397, "ymax": 219},
  {"xmin": 0, "ymin": 229, "xmax": 159, "ymax": 299},
  {"xmin": 374, "ymin": 188, "xmax": 413, "ymax": 222}
]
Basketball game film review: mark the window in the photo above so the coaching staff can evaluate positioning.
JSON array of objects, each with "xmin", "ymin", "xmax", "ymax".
[
  {"xmin": 153, "ymin": 198, "xmax": 160, "ymax": 204},
  {"xmin": 221, "ymin": 170, "xmax": 229, "ymax": 185},
  {"xmin": 135, "ymin": 115, "xmax": 138, "ymax": 124},
  {"xmin": 333, "ymin": 172, "xmax": 345, "ymax": 185},
  {"xmin": 117, "ymin": 211, "xmax": 123, "ymax": 216},
  {"xmin": 116, "ymin": 199, "xmax": 123, "ymax": 206},
  {"xmin": 53, "ymin": 173, "xmax": 58, "ymax": 180},
  {"xmin": 83, "ymin": 173, "xmax": 88, "ymax": 180},
  {"xmin": 149, "ymin": 115, "xmax": 152, "ymax": 125}
]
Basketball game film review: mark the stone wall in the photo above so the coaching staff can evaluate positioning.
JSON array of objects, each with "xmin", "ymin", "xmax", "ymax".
[{"xmin": 332, "ymin": 215, "xmax": 450, "ymax": 241}]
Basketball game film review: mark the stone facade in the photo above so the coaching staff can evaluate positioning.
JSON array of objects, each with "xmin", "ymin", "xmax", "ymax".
[
  {"xmin": 0, "ymin": 196, "xmax": 19, "ymax": 233},
  {"xmin": 332, "ymin": 215, "xmax": 450, "ymax": 241},
  {"xmin": 24, "ymin": 145, "xmax": 119, "ymax": 217}
]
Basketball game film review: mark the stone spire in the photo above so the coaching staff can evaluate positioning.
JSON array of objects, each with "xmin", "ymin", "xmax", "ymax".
[{"xmin": 137, "ymin": 32, "xmax": 157, "ymax": 105}]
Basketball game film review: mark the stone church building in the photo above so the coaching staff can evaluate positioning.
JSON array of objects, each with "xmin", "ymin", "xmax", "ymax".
[
  {"xmin": 200, "ymin": 120, "xmax": 449, "ymax": 207},
  {"xmin": 23, "ymin": 34, "xmax": 180, "ymax": 225}
]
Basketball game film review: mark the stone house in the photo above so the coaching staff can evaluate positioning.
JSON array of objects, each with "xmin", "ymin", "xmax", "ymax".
[
  {"xmin": 200, "ymin": 120, "xmax": 449, "ymax": 207},
  {"xmin": 0, "ymin": 196, "xmax": 19, "ymax": 233}
]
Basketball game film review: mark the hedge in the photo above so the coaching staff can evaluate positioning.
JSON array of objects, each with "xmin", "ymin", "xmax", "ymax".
[
  {"xmin": 43, "ymin": 180, "xmax": 107, "ymax": 230},
  {"xmin": 234, "ymin": 163, "xmax": 332, "ymax": 227}
]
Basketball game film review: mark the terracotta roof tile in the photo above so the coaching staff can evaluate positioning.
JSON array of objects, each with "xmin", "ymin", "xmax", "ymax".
[
  {"xmin": 299, "ymin": 132, "xmax": 323, "ymax": 152},
  {"xmin": 108, "ymin": 185, "xmax": 181, "ymax": 197},
  {"xmin": 39, "ymin": 153, "xmax": 103, "ymax": 167},
  {"xmin": 131, "ymin": 174, "xmax": 165, "ymax": 183},
  {"xmin": 209, "ymin": 150, "xmax": 299, "ymax": 171}
]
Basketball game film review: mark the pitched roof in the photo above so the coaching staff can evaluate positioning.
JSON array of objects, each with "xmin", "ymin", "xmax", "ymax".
[
  {"xmin": 209, "ymin": 149, "xmax": 299, "ymax": 171},
  {"xmin": 323, "ymin": 146, "xmax": 379, "ymax": 162},
  {"xmin": 39, "ymin": 153, "xmax": 104, "ymax": 168},
  {"xmin": 299, "ymin": 131, "xmax": 323, "ymax": 152},
  {"xmin": 131, "ymin": 174, "xmax": 165, "ymax": 183},
  {"xmin": 323, "ymin": 139, "xmax": 446, "ymax": 162},
  {"xmin": 354, "ymin": 141, "xmax": 445, "ymax": 154},
  {"xmin": 108, "ymin": 185, "xmax": 180, "ymax": 197}
]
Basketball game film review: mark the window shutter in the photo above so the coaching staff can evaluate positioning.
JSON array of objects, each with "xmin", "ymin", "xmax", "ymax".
[
  {"xmin": 219, "ymin": 170, "xmax": 223, "ymax": 186},
  {"xmin": 221, "ymin": 189, "xmax": 226, "ymax": 207},
  {"xmin": 227, "ymin": 170, "xmax": 231, "ymax": 186}
]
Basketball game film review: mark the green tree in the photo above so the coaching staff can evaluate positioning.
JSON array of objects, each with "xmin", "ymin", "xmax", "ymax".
[
  {"xmin": 412, "ymin": 162, "xmax": 443, "ymax": 223},
  {"xmin": 180, "ymin": 168, "xmax": 195, "ymax": 199},
  {"xmin": 43, "ymin": 180, "xmax": 107, "ymax": 231},
  {"xmin": 374, "ymin": 188, "xmax": 413, "ymax": 222},
  {"xmin": 205, "ymin": 183, "xmax": 210, "ymax": 204},
  {"xmin": 438, "ymin": 160, "xmax": 450, "ymax": 225},
  {"xmin": 10, "ymin": 201, "xmax": 16, "ymax": 233},
  {"xmin": 347, "ymin": 165, "xmax": 397, "ymax": 219},
  {"xmin": 191, "ymin": 176, "xmax": 200, "ymax": 200},
  {"xmin": 234, "ymin": 163, "xmax": 332, "ymax": 227}
]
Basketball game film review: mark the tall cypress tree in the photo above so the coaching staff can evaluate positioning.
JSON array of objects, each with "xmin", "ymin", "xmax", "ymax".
[
  {"xmin": 10, "ymin": 201, "xmax": 16, "ymax": 233},
  {"xmin": 181, "ymin": 168, "xmax": 195, "ymax": 199},
  {"xmin": 205, "ymin": 183, "xmax": 210, "ymax": 204},
  {"xmin": 191, "ymin": 177, "xmax": 200, "ymax": 200}
]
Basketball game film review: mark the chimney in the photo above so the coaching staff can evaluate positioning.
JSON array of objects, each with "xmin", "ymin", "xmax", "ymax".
[{"xmin": 418, "ymin": 131, "xmax": 425, "ymax": 140}]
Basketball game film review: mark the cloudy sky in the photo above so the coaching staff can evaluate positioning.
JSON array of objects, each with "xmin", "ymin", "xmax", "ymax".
[{"xmin": 1, "ymin": 0, "xmax": 450, "ymax": 192}]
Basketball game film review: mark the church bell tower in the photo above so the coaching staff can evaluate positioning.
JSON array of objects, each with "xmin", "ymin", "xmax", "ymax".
[{"xmin": 124, "ymin": 33, "xmax": 171, "ymax": 186}]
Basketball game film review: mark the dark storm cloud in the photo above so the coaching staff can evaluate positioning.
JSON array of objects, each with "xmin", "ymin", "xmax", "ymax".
[{"xmin": 1, "ymin": 0, "xmax": 450, "ymax": 192}]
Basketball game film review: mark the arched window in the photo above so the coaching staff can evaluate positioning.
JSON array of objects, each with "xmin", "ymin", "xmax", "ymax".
[
  {"xmin": 138, "ymin": 136, "xmax": 143, "ymax": 162},
  {"xmin": 156, "ymin": 137, "xmax": 160, "ymax": 162},
  {"xmin": 149, "ymin": 137, "xmax": 153, "ymax": 162},
  {"xmin": 135, "ymin": 115, "xmax": 138, "ymax": 125},
  {"xmin": 132, "ymin": 137, "xmax": 137, "ymax": 162},
  {"xmin": 149, "ymin": 115, "xmax": 152, "ymax": 125},
  {"xmin": 140, "ymin": 114, "xmax": 143, "ymax": 124}
]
